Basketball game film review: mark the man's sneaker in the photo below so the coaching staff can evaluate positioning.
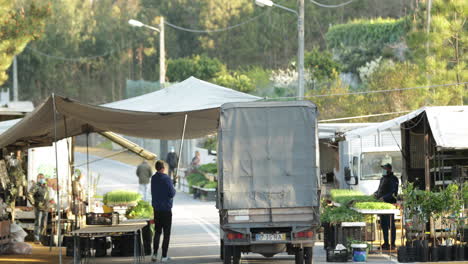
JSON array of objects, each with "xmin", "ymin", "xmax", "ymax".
[
  {"xmin": 161, "ymin": 257, "xmax": 171, "ymax": 262},
  {"xmin": 151, "ymin": 254, "xmax": 158, "ymax": 262}
]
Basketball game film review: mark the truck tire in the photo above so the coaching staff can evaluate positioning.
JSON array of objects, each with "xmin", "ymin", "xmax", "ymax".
[
  {"xmin": 220, "ymin": 240, "xmax": 224, "ymax": 260},
  {"xmin": 233, "ymin": 246, "xmax": 241, "ymax": 264},
  {"xmin": 304, "ymin": 247, "xmax": 313, "ymax": 264},
  {"xmin": 295, "ymin": 248, "xmax": 304, "ymax": 264},
  {"xmin": 223, "ymin": 244, "xmax": 232, "ymax": 264}
]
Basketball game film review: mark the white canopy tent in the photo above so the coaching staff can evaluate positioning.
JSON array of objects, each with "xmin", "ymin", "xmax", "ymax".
[
  {"xmin": 344, "ymin": 106, "xmax": 468, "ymax": 150},
  {"xmin": 104, "ymin": 76, "xmax": 261, "ymax": 112}
]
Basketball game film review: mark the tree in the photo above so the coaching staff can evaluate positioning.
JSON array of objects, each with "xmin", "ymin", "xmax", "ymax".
[{"xmin": 0, "ymin": 0, "xmax": 49, "ymax": 85}]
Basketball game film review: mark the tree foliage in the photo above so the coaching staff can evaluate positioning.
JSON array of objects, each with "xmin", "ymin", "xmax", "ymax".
[{"xmin": 0, "ymin": 0, "xmax": 50, "ymax": 85}]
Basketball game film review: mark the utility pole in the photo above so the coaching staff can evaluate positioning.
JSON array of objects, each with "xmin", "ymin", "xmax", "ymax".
[
  {"xmin": 159, "ymin": 16, "xmax": 168, "ymax": 160},
  {"xmin": 13, "ymin": 56, "xmax": 18, "ymax": 101},
  {"xmin": 298, "ymin": 0, "xmax": 305, "ymax": 99},
  {"xmin": 425, "ymin": 0, "xmax": 432, "ymax": 55},
  {"xmin": 159, "ymin": 16, "xmax": 166, "ymax": 87}
]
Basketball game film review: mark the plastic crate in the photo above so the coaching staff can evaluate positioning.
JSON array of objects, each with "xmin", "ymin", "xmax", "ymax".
[
  {"xmin": 85, "ymin": 212, "xmax": 119, "ymax": 225},
  {"xmin": 326, "ymin": 248, "xmax": 348, "ymax": 262}
]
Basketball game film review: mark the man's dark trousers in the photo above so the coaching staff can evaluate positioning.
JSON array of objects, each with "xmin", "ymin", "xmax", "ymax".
[
  {"xmin": 380, "ymin": 214, "xmax": 396, "ymax": 246},
  {"xmin": 153, "ymin": 210, "xmax": 172, "ymax": 258}
]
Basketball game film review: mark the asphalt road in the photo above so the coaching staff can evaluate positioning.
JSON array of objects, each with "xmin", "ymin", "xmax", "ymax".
[{"xmin": 74, "ymin": 152, "xmax": 140, "ymax": 195}]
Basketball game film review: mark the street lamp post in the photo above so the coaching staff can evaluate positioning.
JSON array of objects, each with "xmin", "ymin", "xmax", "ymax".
[
  {"xmin": 255, "ymin": 0, "xmax": 305, "ymax": 99},
  {"xmin": 129, "ymin": 18, "xmax": 168, "ymax": 160},
  {"xmin": 128, "ymin": 18, "xmax": 166, "ymax": 87}
]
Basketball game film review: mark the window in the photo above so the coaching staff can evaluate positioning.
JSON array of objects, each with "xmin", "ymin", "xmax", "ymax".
[{"xmin": 360, "ymin": 151, "xmax": 402, "ymax": 180}]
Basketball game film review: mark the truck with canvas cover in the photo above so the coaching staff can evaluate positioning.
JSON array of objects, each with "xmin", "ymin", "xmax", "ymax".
[{"xmin": 217, "ymin": 101, "xmax": 321, "ymax": 264}]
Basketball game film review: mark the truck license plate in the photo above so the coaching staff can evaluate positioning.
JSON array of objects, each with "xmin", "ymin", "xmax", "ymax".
[{"xmin": 255, "ymin": 233, "xmax": 286, "ymax": 241}]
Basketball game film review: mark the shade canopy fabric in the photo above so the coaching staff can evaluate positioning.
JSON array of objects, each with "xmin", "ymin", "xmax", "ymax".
[
  {"xmin": 104, "ymin": 76, "xmax": 261, "ymax": 112},
  {"xmin": 0, "ymin": 77, "xmax": 261, "ymax": 149},
  {"xmin": 345, "ymin": 106, "xmax": 468, "ymax": 150}
]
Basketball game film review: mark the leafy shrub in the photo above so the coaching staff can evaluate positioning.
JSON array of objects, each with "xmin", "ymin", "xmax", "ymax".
[
  {"xmin": 203, "ymin": 136, "xmax": 217, "ymax": 152},
  {"xmin": 326, "ymin": 18, "xmax": 408, "ymax": 49},
  {"xmin": 187, "ymin": 173, "xmax": 208, "ymax": 187},
  {"xmin": 212, "ymin": 72, "xmax": 255, "ymax": 93},
  {"xmin": 103, "ymin": 190, "xmax": 141, "ymax": 207},
  {"xmin": 203, "ymin": 181, "xmax": 218, "ymax": 189},
  {"xmin": 198, "ymin": 163, "xmax": 217, "ymax": 174},
  {"xmin": 320, "ymin": 206, "xmax": 364, "ymax": 224},
  {"xmin": 167, "ymin": 55, "xmax": 225, "ymax": 82},
  {"xmin": 354, "ymin": 202, "xmax": 396, "ymax": 210},
  {"xmin": 126, "ymin": 200, "xmax": 153, "ymax": 219},
  {"xmin": 304, "ymin": 48, "xmax": 341, "ymax": 81}
]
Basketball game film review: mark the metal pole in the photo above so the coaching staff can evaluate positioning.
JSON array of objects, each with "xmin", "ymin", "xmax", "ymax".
[
  {"xmin": 52, "ymin": 94, "xmax": 62, "ymax": 264},
  {"xmin": 86, "ymin": 133, "xmax": 91, "ymax": 211},
  {"xmin": 13, "ymin": 56, "xmax": 18, "ymax": 101},
  {"xmin": 297, "ymin": 0, "xmax": 305, "ymax": 99},
  {"xmin": 159, "ymin": 16, "xmax": 166, "ymax": 87},
  {"xmin": 175, "ymin": 115, "xmax": 188, "ymax": 186}
]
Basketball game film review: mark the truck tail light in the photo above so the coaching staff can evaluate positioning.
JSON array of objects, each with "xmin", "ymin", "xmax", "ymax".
[
  {"xmin": 227, "ymin": 232, "xmax": 245, "ymax": 240},
  {"xmin": 295, "ymin": 231, "xmax": 313, "ymax": 238}
]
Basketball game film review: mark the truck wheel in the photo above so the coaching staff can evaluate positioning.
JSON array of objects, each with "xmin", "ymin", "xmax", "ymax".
[
  {"xmin": 295, "ymin": 248, "xmax": 304, "ymax": 264},
  {"xmin": 223, "ymin": 244, "xmax": 232, "ymax": 264},
  {"xmin": 304, "ymin": 247, "xmax": 313, "ymax": 264},
  {"xmin": 220, "ymin": 240, "xmax": 224, "ymax": 260},
  {"xmin": 233, "ymin": 246, "xmax": 241, "ymax": 264}
]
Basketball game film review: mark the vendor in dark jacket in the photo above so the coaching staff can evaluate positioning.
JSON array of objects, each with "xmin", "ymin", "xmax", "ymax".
[
  {"xmin": 373, "ymin": 163, "xmax": 398, "ymax": 250},
  {"xmin": 151, "ymin": 160, "xmax": 176, "ymax": 262}
]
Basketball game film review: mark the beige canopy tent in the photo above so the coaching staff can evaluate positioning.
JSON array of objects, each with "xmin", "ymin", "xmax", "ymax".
[{"xmin": 0, "ymin": 96, "xmax": 227, "ymax": 149}]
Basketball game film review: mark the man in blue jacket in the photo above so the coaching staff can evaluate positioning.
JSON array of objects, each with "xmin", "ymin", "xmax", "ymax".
[{"xmin": 151, "ymin": 160, "xmax": 176, "ymax": 262}]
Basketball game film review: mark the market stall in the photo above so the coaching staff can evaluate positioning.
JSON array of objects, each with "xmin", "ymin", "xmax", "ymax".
[
  {"xmin": 0, "ymin": 76, "xmax": 260, "ymax": 262},
  {"xmin": 344, "ymin": 106, "xmax": 468, "ymax": 262}
]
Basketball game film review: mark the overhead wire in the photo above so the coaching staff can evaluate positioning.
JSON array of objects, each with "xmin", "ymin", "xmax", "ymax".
[
  {"xmin": 164, "ymin": 10, "xmax": 270, "ymax": 33},
  {"xmin": 269, "ymin": 82, "xmax": 468, "ymax": 100},
  {"xmin": 309, "ymin": 0, "xmax": 355, "ymax": 8}
]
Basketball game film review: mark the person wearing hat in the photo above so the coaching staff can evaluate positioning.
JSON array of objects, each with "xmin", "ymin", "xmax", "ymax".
[{"xmin": 373, "ymin": 163, "xmax": 399, "ymax": 250}]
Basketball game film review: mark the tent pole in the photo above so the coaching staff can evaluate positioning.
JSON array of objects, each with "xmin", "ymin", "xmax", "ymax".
[
  {"xmin": 86, "ymin": 133, "xmax": 90, "ymax": 211},
  {"xmin": 52, "ymin": 94, "xmax": 63, "ymax": 264},
  {"xmin": 175, "ymin": 115, "xmax": 188, "ymax": 188}
]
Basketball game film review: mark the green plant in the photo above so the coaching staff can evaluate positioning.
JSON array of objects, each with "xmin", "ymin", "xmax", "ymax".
[
  {"xmin": 329, "ymin": 189, "xmax": 376, "ymax": 205},
  {"xmin": 166, "ymin": 55, "xmax": 225, "ymax": 82},
  {"xmin": 304, "ymin": 48, "xmax": 341, "ymax": 81},
  {"xmin": 126, "ymin": 200, "xmax": 153, "ymax": 219},
  {"xmin": 354, "ymin": 202, "xmax": 396, "ymax": 210},
  {"xmin": 203, "ymin": 136, "xmax": 217, "ymax": 152},
  {"xmin": 203, "ymin": 181, "xmax": 218, "ymax": 189},
  {"xmin": 103, "ymin": 190, "xmax": 141, "ymax": 207},
  {"xmin": 212, "ymin": 72, "xmax": 255, "ymax": 93},
  {"xmin": 320, "ymin": 206, "xmax": 364, "ymax": 224},
  {"xmin": 187, "ymin": 173, "xmax": 208, "ymax": 187},
  {"xmin": 198, "ymin": 163, "xmax": 217, "ymax": 174}
]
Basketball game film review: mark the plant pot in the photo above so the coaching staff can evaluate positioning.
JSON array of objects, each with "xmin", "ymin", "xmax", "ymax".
[
  {"xmin": 455, "ymin": 245, "xmax": 464, "ymax": 260},
  {"xmin": 397, "ymin": 246, "xmax": 408, "ymax": 263},
  {"xmin": 406, "ymin": 246, "xmax": 417, "ymax": 262},
  {"xmin": 440, "ymin": 245, "xmax": 452, "ymax": 261},
  {"xmin": 465, "ymin": 245, "xmax": 468, "ymax": 260},
  {"xmin": 430, "ymin": 246, "xmax": 438, "ymax": 262},
  {"xmin": 416, "ymin": 241, "xmax": 429, "ymax": 262},
  {"xmin": 449, "ymin": 245, "xmax": 456, "ymax": 261}
]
